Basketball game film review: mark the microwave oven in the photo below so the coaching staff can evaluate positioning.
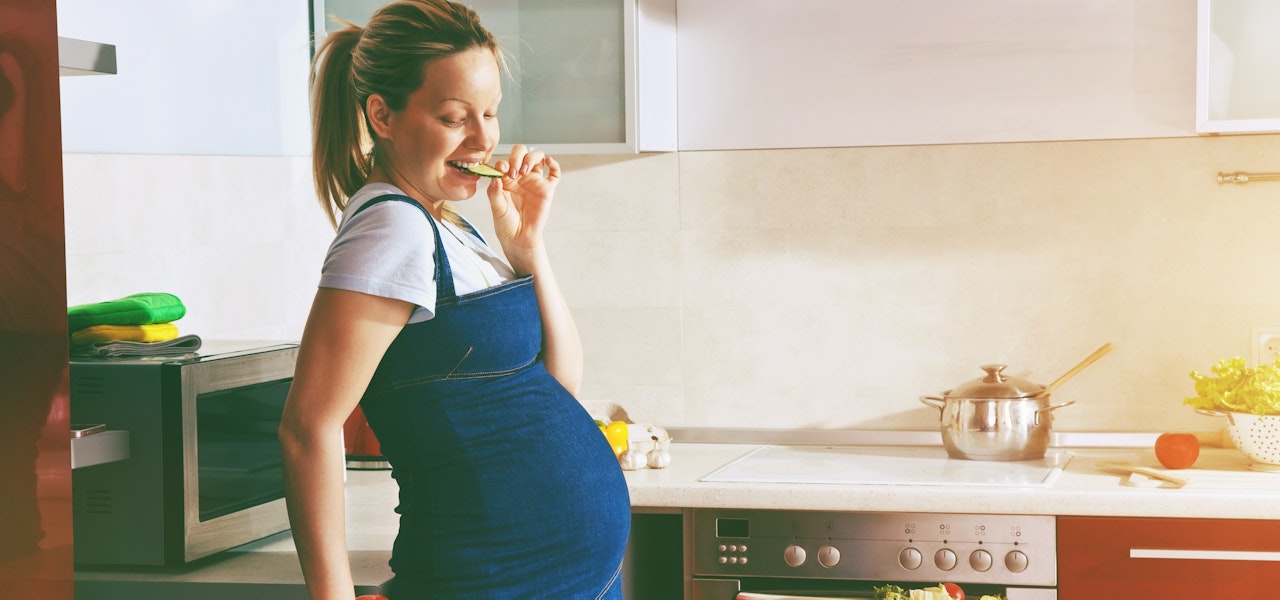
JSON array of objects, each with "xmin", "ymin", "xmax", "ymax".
[{"xmin": 70, "ymin": 341, "xmax": 298, "ymax": 566}]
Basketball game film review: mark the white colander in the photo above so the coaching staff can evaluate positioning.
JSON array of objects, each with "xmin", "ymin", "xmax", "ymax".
[{"xmin": 1198, "ymin": 409, "xmax": 1280, "ymax": 470}]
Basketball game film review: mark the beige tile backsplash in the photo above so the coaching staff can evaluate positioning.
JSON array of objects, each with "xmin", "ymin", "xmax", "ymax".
[{"xmin": 63, "ymin": 133, "xmax": 1280, "ymax": 433}]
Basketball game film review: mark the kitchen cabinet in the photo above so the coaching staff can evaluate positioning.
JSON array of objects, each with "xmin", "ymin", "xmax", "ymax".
[
  {"xmin": 676, "ymin": 0, "xmax": 1196, "ymax": 150},
  {"xmin": 1196, "ymin": 0, "xmax": 1280, "ymax": 133},
  {"xmin": 56, "ymin": 0, "xmax": 311, "ymax": 156},
  {"xmin": 1057, "ymin": 516, "xmax": 1280, "ymax": 599},
  {"xmin": 622, "ymin": 511, "xmax": 683, "ymax": 600},
  {"xmin": 315, "ymin": 0, "xmax": 676, "ymax": 154}
]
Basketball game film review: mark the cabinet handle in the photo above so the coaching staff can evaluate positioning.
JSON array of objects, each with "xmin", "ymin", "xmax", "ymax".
[{"xmin": 1130, "ymin": 548, "xmax": 1280, "ymax": 562}]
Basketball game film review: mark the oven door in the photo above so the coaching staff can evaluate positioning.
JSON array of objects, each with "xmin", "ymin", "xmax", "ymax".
[
  {"xmin": 692, "ymin": 577, "xmax": 877, "ymax": 599},
  {"xmin": 692, "ymin": 577, "xmax": 1058, "ymax": 600}
]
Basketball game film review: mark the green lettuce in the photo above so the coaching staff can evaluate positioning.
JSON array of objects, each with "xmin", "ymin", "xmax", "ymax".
[{"xmin": 1185, "ymin": 357, "xmax": 1280, "ymax": 415}]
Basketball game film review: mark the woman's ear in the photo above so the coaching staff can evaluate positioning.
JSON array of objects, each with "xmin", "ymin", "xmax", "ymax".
[{"xmin": 366, "ymin": 94, "xmax": 393, "ymax": 141}]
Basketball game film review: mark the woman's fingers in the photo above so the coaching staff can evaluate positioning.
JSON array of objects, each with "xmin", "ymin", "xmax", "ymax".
[
  {"xmin": 502, "ymin": 144, "xmax": 547, "ymax": 178},
  {"xmin": 545, "ymin": 156, "xmax": 560, "ymax": 183}
]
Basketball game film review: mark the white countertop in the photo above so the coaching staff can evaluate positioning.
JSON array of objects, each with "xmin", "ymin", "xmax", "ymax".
[
  {"xmin": 626, "ymin": 442, "xmax": 1280, "ymax": 520},
  {"xmin": 75, "ymin": 440, "xmax": 1280, "ymax": 594}
]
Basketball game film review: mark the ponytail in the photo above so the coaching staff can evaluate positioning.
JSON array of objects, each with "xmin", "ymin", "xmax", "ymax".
[
  {"xmin": 310, "ymin": 1, "xmax": 501, "ymax": 230},
  {"xmin": 310, "ymin": 20, "xmax": 368, "ymax": 229}
]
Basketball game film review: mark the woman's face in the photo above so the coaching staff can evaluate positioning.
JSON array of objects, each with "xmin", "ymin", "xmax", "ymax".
[{"xmin": 376, "ymin": 47, "xmax": 501, "ymax": 202}]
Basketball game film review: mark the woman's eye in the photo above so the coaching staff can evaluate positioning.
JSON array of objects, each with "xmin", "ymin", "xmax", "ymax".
[
  {"xmin": 484, "ymin": 112, "xmax": 497, "ymax": 120},
  {"xmin": 441, "ymin": 116, "xmax": 465, "ymax": 126}
]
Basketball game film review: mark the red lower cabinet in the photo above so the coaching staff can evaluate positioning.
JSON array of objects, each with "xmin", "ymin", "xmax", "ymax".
[{"xmin": 1058, "ymin": 516, "xmax": 1280, "ymax": 599}]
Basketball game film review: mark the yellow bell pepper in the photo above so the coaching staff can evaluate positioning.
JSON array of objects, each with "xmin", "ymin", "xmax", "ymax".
[{"xmin": 599, "ymin": 420, "xmax": 629, "ymax": 456}]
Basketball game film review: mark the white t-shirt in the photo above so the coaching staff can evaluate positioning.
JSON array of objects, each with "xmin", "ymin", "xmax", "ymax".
[{"xmin": 318, "ymin": 183, "xmax": 516, "ymax": 323}]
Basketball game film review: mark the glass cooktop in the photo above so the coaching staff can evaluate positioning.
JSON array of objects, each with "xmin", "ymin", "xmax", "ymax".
[{"xmin": 700, "ymin": 445, "xmax": 1074, "ymax": 487}]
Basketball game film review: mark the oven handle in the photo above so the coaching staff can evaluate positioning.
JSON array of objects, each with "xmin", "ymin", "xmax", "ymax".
[
  {"xmin": 1130, "ymin": 548, "xmax": 1280, "ymax": 561},
  {"xmin": 738, "ymin": 593, "xmax": 873, "ymax": 600}
]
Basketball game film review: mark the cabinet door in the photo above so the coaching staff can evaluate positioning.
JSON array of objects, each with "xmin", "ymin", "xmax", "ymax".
[
  {"xmin": 57, "ymin": 0, "xmax": 311, "ymax": 156},
  {"xmin": 315, "ymin": 0, "xmax": 674, "ymax": 154},
  {"xmin": 1196, "ymin": 0, "xmax": 1280, "ymax": 133},
  {"xmin": 1058, "ymin": 516, "xmax": 1280, "ymax": 599},
  {"xmin": 676, "ymin": 0, "xmax": 1195, "ymax": 150}
]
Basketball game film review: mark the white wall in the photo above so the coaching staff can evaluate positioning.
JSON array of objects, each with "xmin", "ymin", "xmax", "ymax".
[
  {"xmin": 62, "ymin": 154, "xmax": 332, "ymax": 341},
  {"xmin": 57, "ymin": 0, "xmax": 1280, "ymax": 435},
  {"xmin": 63, "ymin": 132, "xmax": 1280, "ymax": 436}
]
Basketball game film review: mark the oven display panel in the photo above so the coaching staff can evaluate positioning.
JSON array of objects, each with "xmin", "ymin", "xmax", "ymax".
[{"xmin": 716, "ymin": 518, "xmax": 750, "ymax": 539}]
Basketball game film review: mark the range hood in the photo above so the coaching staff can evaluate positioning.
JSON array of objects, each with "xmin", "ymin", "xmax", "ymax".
[{"xmin": 58, "ymin": 36, "xmax": 116, "ymax": 76}]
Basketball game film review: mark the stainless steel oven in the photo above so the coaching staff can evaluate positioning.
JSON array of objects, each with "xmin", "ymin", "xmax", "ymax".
[
  {"xmin": 70, "ymin": 341, "xmax": 298, "ymax": 566},
  {"xmin": 690, "ymin": 508, "xmax": 1058, "ymax": 600}
]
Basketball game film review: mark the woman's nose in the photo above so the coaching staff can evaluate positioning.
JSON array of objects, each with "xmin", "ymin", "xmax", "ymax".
[{"xmin": 466, "ymin": 120, "xmax": 497, "ymax": 150}]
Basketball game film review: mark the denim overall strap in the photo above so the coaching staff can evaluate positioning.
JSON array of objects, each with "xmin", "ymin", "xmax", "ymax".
[{"xmin": 350, "ymin": 194, "xmax": 457, "ymax": 299}]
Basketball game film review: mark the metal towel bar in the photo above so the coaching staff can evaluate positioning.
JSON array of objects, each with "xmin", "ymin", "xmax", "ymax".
[{"xmin": 1217, "ymin": 171, "xmax": 1280, "ymax": 184}]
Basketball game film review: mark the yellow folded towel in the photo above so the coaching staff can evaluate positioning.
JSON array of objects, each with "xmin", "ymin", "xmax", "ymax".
[{"xmin": 71, "ymin": 323, "xmax": 180, "ymax": 346}]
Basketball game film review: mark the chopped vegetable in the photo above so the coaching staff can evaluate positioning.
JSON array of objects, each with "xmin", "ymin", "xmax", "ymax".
[
  {"xmin": 462, "ymin": 163, "xmax": 504, "ymax": 178},
  {"xmin": 873, "ymin": 585, "xmax": 1003, "ymax": 600},
  {"xmin": 1185, "ymin": 357, "xmax": 1280, "ymax": 415}
]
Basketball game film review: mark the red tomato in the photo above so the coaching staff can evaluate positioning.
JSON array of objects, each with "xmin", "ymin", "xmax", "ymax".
[
  {"xmin": 942, "ymin": 582, "xmax": 965, "ymax": 600},
  {"xmin": 1154, "ymin": 432, "xmax": 1200, "ymax": 469}
]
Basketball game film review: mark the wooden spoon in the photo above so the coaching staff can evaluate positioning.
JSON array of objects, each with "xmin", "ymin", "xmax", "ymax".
[{"xmin": 1032, "ymin": 342, "xmax": 1112, "ymax": 398}]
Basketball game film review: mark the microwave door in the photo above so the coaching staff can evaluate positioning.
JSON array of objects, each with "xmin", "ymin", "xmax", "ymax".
[{"xmin": 181, "ymin": 350, "xmax": 295, "ymax": 561}]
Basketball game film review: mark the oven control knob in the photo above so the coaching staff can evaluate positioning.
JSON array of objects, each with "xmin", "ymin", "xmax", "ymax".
[
  {"xmin": 898, "ymin": 547, "xmax": 923, "ymax": 570},
  {"xmin": 969, "ymin": 549, "xmax": 993, "ymax": 572},
  {"xmin": 934, "ymin": 548, "xmax": 958, "ymax": 571},
  {"xmin": 1005, "ymin": 550, "xmax": 1029, "ymax": 573},
  {"xmin": 818, "ymin": 545, "xmax": 841, "ymax": 568},
  {"xmin": 783, "ymin": 544, "xmax": 807, "ymax": 567}
]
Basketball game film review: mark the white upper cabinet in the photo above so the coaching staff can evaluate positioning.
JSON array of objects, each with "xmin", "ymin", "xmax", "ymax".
[
  {"xmin": 1197, "ymin": 0, "xmax": 1280, "ymax": 134},
  {"xmin": 316, "ymin": 0, "xmax": 675, "ymax": 154},
  {"xmin": 675, "ymin": 0, "xmax": 1198, "ymax": 151},
  {"xmin": 57, "ymin": 1, "xmax": 311, "ymax": 156}
]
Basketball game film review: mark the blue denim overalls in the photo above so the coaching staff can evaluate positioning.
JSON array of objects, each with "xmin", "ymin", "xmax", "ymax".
[{"xmin": 353, "ymin": 195, "xmax": 631, "ymax": 599}]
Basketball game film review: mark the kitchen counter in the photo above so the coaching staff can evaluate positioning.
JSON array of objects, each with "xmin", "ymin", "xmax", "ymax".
[
  {"xmin": 74, "ymin": 438, "xmax": 1280, "ymax": 598},
  {"xmin": 626, "ymin": 442, "xmax": 1280, "ymax": 520}
]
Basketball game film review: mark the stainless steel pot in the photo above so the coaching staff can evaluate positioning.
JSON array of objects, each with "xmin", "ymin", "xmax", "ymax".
[{"xmin": 920, "ymin": 363, "xmax": 1075, "ymax": 461}]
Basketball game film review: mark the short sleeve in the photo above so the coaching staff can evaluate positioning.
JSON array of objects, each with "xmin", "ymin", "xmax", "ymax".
[{"xmin": 319, "ymin": 198, "xmax": 438, "ymax": 319}]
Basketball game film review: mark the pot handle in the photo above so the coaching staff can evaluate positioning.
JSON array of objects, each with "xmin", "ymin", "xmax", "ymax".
[
  {"xmin": 919, "ymin": 396, "xmax": 946, "ymax": 420},
  {"xmin": 1195, "ymin": 408, "xmax": 1236, "ymax": 425},
  {"xmin": 1033, "ymin": 400, "xmax": 1076, "ymax": 425}
]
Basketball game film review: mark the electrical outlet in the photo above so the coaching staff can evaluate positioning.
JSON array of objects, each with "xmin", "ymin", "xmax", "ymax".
[{"xmin": 1254, "ymin": 327, "xmax": 1280, "ymax": 366}]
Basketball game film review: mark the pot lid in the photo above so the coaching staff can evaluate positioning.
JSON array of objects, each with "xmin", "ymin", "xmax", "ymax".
[{"xmin": 947, "ymin": 364, "xmax": 1044, "ymax": 399}]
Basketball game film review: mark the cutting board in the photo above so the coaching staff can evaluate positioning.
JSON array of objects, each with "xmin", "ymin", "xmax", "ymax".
[{"xmin": 1107, "ymin": 449, "xmax": 1280, "ymax": 490}]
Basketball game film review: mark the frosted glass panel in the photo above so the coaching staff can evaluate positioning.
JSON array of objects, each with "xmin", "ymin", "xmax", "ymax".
[
  {"xmin": 316, "ymin": 0, "xmax": 626, "ymax": 147},
  {"xmin": 57, "ymin": 1, "xmax": 311, "ymax": 156},
  {"xmin": 1197, "ymin": 0, "xmax": 1280, "ymax": 132}
]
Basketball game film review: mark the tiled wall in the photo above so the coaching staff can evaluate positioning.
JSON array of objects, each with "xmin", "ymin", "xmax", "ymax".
[{"xmin": 63, "ymin": 132, "xmax": 1280, "ymax": 433}]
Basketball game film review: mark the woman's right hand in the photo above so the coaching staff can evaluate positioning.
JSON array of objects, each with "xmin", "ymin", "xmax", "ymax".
[{"xmin": 485, "ymin": 144, "xmax": 560, "ymax": 274}]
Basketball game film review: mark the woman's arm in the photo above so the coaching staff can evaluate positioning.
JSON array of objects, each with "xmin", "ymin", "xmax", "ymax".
[
  {"xmin": 279, "ymin": 288, "xmax": 413, "ymax": 600},
  {"xmin": 485, "ymin": 147, "xmax": 583, "ymax": 394},
  {"xmin": 519, "ymin": 245, "xmax": 583, "ymax": 395}
]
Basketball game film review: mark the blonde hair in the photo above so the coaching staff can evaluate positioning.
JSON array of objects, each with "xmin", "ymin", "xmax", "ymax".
[{"xmin": 310, "ymin": 0, "xmax": 500, "ymax": 228}]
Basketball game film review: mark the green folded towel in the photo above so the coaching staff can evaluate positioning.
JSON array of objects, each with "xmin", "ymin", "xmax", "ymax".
[{"xmin": 67, "ymin": 293, "xmax": 187, "ymax": 332}]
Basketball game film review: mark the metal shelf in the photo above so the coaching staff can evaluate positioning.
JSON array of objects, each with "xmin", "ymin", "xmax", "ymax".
[
  {"xmin": 71, "ymin": 430, "xmax": 130, "ymax": 469},
  {"xmin": 58, "ymin": 36, "xmax": 117, "ymax": 76}
]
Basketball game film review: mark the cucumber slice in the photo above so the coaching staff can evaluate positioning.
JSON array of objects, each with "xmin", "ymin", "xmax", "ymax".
[{"xmin": 463, "ymin": 163, "xmax": 504, "ymax": 178}]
